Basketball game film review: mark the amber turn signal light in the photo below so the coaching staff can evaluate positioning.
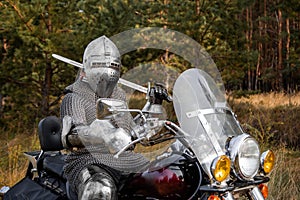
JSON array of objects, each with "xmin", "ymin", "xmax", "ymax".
[
  {"xmin": 261, "ymin": 150, "xmax": 275, "ymax": 174},
  {"xmin": 208, "ymin": 195, "xmax": 221, "ymax": 200},
  {"xmin": 211, "ymin": 155, "xmax": 231, "ymax": 182},
  {"xmin": 259, "ymin": 184, "xmax": 268, "ymax": 198}
]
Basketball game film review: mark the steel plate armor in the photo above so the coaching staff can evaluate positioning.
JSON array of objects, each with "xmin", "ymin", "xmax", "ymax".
[{"xmin": 83, "ymin": 35, "xmax": 121, "ymax": 98}]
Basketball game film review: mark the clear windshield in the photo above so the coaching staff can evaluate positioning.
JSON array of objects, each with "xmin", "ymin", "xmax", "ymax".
[
  {"xmin": 111, "ymin": 28, "xmax": 244, "ymax": 174},
  {"xmin": 173, "ymin": 68, "xmax": 244, "ymax": 176}
]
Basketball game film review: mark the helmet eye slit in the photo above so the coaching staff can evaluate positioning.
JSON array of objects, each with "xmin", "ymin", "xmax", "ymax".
[{"xmin": 90, "ymin": 62, "xmax": 120, "ymax": 71}]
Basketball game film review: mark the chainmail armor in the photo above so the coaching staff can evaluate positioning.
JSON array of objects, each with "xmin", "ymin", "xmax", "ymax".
[
  {"xmin": 64, "ymin": 146, "xmax": 149, "ymax": 192},
  {"xmin": 60, "ymin": 79, "xmax": 149, "ymax": 192}
]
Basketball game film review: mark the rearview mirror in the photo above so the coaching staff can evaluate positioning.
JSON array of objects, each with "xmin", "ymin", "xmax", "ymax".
[{"xmin": 96, "ymin": 98, "xmax": 127, "ymax": 119}]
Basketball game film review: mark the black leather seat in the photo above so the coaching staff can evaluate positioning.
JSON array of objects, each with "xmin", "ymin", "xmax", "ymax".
[
  {"xmin": 38, "ymin": 116, "xmax": 64, "ymax": 151},
  {"xmin": 37, "ymin": 116, "xmax": 78, "ymax": 199}
]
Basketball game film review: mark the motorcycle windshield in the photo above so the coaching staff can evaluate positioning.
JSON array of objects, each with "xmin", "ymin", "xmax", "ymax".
[{"xmin": 173, "ymin": 68, "xmax": 244, "ymax": 177}]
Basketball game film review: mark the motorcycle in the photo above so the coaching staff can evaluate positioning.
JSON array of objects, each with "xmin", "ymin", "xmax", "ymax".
[{"xmin": 1, "ymin": 67, "xmax": 275, "ymax": 200}]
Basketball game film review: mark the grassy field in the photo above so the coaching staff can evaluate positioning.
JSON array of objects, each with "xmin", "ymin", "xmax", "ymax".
[
  {"xmin": 232, "ymin": 92, "xmax": 300, "ymax": 108},
  {"xmin": 0, "ymin": 92, "xmax": 299, "ymax": 199},
  {"xmin": 230, "ymin": 92, "xmax": 300, "ymax": 200}
]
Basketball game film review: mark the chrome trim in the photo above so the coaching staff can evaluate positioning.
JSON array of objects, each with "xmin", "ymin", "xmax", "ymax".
[
  {"xmin": 210, "ymin": 155, "xmax": 230, "ymax": 182},
  {"xmin": 233, "ymin": 185, "xmax": 255, "ymax": 192},
  {"xmin": 197, "ymin": 112, "xmax": 223, "ymax": 155},
  {"xmin": 228, "ymin": 134, "xmax": 260, "ymax": 180},
  {"xmin": 223, "ymin": 192, "xmax": 234, "ymax": 200},
  {"xmin": 260, "ymin": 150, "xmax": 273, "ymax": 174},
  {"xmin": 186, "ymin": 108, "xmax": 225, "ymax": 155},
  {"xmin": 24, "ymin": 151, "xmax": 41, "ymax": 179},
  {"xmin": 186, "ymin": 107, "xmax": 232, "ymax": 118},
  {"xmin": 249, "ymin": 186, "xmax": 265, "ymax": 200}
]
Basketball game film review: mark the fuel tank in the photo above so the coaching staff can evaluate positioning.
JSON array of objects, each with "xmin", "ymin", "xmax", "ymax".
[{"xmin": 119, "ymin": 153, "xmax": 202, "ymax": 199}]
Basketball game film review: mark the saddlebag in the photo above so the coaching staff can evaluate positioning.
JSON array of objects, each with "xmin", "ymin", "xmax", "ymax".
[{"xmin": 3, "ymin": 177, "xmax": 65, "ymax": 200}]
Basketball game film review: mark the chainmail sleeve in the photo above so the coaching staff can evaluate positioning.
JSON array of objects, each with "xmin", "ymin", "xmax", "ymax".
[
  {"xmin": 60, "ymin": 93, "xmax": 87, "ymax": 126},
  {"xmin": 60, "ymin": 80, "xmax": 98, "ymax": 125}
]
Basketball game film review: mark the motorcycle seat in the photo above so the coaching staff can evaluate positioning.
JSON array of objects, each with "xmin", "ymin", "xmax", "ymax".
[
  {"xmin": 43, "ymin": 153, "xmax": 66, "ymax": 179},
  {"xmin": 38, "ymin": 116, "xmax": 64, "ymax": 151}
]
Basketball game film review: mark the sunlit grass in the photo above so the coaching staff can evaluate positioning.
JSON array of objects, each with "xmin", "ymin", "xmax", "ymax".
[
  {"xmin": 231, "ymin": 92, "xmax": 300, "ymax": 199},
  {"xmin": 233, "ymin": 92, "xmax": 300, "ymax": 108},
  {"xmin": 0, "ymin": 128, "xmax": 40, "ymax": 187},
  {"xmin": 268, "ymin": 147, "xmax": 300, "ymax": 200}
]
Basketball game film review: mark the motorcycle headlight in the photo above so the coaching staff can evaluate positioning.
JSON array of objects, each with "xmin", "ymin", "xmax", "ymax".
[
  {"xmin": 228, "ymin": 134, "xmax": 260, "ymax": 180},
  {"xmin": 211, "ymin": 155, "xmax": 231, "ymax": 182},
  {"xmin": 260, "ymin": 150, "xmax": 275, "ymax": 174}
]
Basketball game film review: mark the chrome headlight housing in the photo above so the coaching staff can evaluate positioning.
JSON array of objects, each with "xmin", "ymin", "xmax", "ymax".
[
  {"xmin": 211, "ymin": 155, "xmax": 231, "ymax": 182},
  {"xmin": 228, "ymin": 134, "xmax": 260, "ymax": 180},
  {"xmin": 260, "ymin": 150, "xmax": 275, "ymax": 174}
]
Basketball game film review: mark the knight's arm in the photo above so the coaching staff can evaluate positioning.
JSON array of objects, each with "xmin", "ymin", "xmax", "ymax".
[
  {"xmin": 60, "ymin": 94, "xmax": 131, "ymax": 153},
  {"xmin": 62, "ymin": 116, "xmax": 131, "ymax": 153}
]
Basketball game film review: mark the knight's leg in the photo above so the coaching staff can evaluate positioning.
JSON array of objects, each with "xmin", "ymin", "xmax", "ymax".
[{"xmin": 77, "ymin": 165, "xmax": 117, "ymax": 200}]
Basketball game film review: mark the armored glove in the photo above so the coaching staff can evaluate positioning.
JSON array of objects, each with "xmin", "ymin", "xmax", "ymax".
[
  {"xmin": 149, "ymin": 83, "xmax": 172, "ymax": 105},
  {"xmin": 61, "ymin": 116, "xmax": 132, "ymax": 154}
]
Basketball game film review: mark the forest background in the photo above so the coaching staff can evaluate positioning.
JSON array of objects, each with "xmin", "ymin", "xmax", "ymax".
[{"xmin": 0, "ymin": 0, "xmax": 299, "ymax": 199}]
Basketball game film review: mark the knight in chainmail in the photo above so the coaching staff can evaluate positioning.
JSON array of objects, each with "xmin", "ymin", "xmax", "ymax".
[{"xmin": 60, "ymin": 36, "xmax": 150, "ymax": 200}]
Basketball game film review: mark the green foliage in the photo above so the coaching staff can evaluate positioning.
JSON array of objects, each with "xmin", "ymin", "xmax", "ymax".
[
  {"xmin": 1, "ymin": 0, "xmax": 300, "ymax": 129},
  {"xmin": 1, "ymin": 1, "xmax": 80, "ymax": 126}
]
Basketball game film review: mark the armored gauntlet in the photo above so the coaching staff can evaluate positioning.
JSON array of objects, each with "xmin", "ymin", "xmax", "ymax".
[{"xmin": 62, "ymin": 116, "xmax": 132, "ymax": 154}]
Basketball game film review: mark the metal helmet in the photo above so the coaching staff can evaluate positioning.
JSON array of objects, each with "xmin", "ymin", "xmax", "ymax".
[{"xmin": 83, "ymin": 35, "xmax": 121, "ymax": 98}]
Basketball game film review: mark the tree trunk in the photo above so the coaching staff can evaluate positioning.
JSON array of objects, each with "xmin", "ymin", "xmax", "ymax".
[
  {"xmin": 286, "ymin": 18, "xmax": 290, "ymax": 93},
  {"xmin": 255, "ymin": 0, "xmax": 266, "ymax": 91},
  {"xmin": 277, "ymin": 8, "xmax": 283, "ymax": 91},
  {"xmin": 0, "ymin": 94, "xmax": 2, "ymax": 118},
  {"xmin": 41, "ymin": 61, "xmax": 52, "ymax": 116},
  {"xmin": 246, "ymin": 7, "xmax": 253, "ymax": 90},
  {"xmin": 196, "ymin": 0, "xmax": 200, "ymax": 15},
  {"xmin": 41, "ymin": 2, "xmax": 53, "ymax": 116}
]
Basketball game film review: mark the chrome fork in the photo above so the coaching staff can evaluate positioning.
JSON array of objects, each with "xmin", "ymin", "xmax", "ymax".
[{"xmin": 248, "ymin": 186, "xmax": 265, "ymax": 200}]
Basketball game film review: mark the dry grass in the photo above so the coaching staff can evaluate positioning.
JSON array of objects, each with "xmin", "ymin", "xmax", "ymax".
[
  {"xmin": 232, "ymin": 92, "xmax": 300, "ymax": 200},
  {"xmin": 0, "ymin": 130, "xmax": 40, "ymax": 187},
  {"xmin": 268, "ymin": 146, "xmax": 300, "ymax": 200},
  {"xmin": 230, "ymin": 93, "xmax": 300, "ymax": 149},
  {"xmin": 233, "ymin": 92, "xmax": 300, "ymax": 108}
]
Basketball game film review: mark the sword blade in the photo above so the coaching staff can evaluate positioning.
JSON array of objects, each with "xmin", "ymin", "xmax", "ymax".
[
  {"xmin": 52, "ymin": 54, "xmax": 148, "ymax": 94},
  {"xmin": 52, "ymin": 54, "xmax": 83, "ymax": 68},
  {"xmin": 118, "ymin": 78, "xmax": 148, "ymax": 94}
]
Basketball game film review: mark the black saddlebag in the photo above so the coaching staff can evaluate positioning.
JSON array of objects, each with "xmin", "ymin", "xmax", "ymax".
[{"xmin": 3, "ymin": 177, "xmax": 65, "ymax": 200}]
